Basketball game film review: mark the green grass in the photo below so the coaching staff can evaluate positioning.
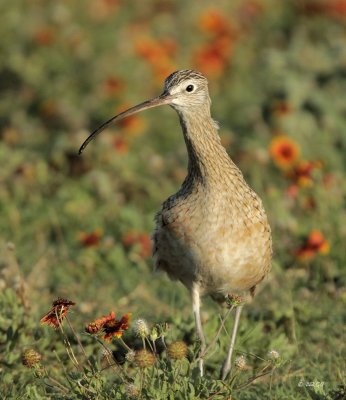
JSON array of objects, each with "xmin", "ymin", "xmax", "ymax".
[{"xmin": 1, "ymin": 0, "xmax": 345, "ymax": 398}]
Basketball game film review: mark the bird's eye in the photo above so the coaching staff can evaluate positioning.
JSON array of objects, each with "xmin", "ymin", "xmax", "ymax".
[{"xmin": 186, "ymin": 85, "xmax": 194, "ymax": 92}]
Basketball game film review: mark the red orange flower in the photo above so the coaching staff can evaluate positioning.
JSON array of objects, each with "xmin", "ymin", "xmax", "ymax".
[
  {"xmin": 193, "ymin": 40, "xmax": 231, "ymax": 77},
  {"xmin": 300, "ymin": 0, "xmax": 346, "ymax": 19},
  {"xmin": 117, "ymin": 103, "xmax": 146, "ymax": 136},
  {"xmin": 269, "ymin": 135, "xmax": 300, "ymax": 169},
  {"xmin": 199, "ymin": 9, "xmax": 232, "ymax": 37},
  {"xmin": 122, "ymin": 231, "xmax": 152, "ymax": 258},
  {"xmin": 288, "ymin": 160, "xmax": 322, "ymax": 187},
  {"xmin": 85, "ymin": 311, "xmax": 116, "ymax": 334},
  {"xmin": 40, "ymin": 298, "xmax": 75, "ymax": 329},
  {"xmin": 272, "ymin": 100, "xmax": 292, "ymax": 118},
  {"xmin": 135, "ymin": 37, "xmax": 176, "ymax": 63},
  {"xmin": 103, "ymin": 313, "xmax": 131, "ymax": 341},
  {"xmin": 34, "ymin": 27, "xmax": 55, "ymax": 46},
  {"xmin": 103, "ymin": 77, "xmax": 124, "ymax": 97},
  {"xmin": 194, "ymin": 9, "xmax": 237, "ymax": 77},
  {"xmin": 79, "ymin": 229, "xmax": 102, "ymax": 247},
  {"xmin": 295, "ymin": 230, "xmax": 330, "ymax": 260},
  {"xmin": 86, "ymin": 312, "xmax": 131, "ymax": 341},
  {"xmin": 134, "ymin": 37, "xmax": 176, "ymax": 82},
  {"xmin": 113, "ymin": 137, "xmax": 129, "ymax": 154}
]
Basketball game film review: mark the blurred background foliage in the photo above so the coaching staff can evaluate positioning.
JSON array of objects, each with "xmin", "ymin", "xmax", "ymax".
[{"xmin": 0, "ymin": 0, "xmax": 345, "ymax": 398}]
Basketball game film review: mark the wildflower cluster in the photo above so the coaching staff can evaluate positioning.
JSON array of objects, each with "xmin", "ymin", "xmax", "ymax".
[
  {"xmin": 268, "ymin": 131, "xmax": 331, "ymax": 261},
  {"xmin": 194, "ymin": 9, "xmax": 236, "ymax": 77},
  {"xmin": 34, "ymin": 297, "xmax": 285, "ymax": 397},
  {"xmin": 269, "ymin": 135, "xmax": 326, "ymax": 197},
  {"xmin": 135, "ymin": 37, "xmax": 177, "ymax": 82}
]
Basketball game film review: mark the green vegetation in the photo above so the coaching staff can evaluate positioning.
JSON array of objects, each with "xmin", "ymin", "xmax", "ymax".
[{"xmin": 1, "ymin": 0, "xmax": 345, "ymax": 398}]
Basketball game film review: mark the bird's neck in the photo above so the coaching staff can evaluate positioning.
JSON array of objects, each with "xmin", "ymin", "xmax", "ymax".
[{"xmin": 177, "ymin": 108, "xmax": 237, "ymax": 185}]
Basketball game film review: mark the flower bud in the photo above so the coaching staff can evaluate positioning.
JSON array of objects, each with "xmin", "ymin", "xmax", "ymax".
[
  {"xmin": 134, "ymin": 319, "xmax": 149, "ymax": 338},
  {"xmin": 150, "ymin": 327, "xmax": 158, "ymax": 342}
]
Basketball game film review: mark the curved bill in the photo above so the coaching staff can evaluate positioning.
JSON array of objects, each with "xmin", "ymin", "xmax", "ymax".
[{"xmin": 79, "ymin": 92, "xmax": 173, "ymax": 155}]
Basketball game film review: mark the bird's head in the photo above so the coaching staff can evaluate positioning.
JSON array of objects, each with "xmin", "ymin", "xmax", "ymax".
[
  {"xmin": 163, "ymin": 69, "xmax": 211, "ymax": 111},
  {"xmin": 79, "ymin": 70, "xmax": 210, "ymax": 154}
]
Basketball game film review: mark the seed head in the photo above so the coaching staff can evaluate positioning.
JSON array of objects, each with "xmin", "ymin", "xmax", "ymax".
[
  {"xmin": 234, "ymin": 355, "xmax": 246, "ymax": 371},
  {"xmin": 125, "ymin": 383, "xmax": 140, "ymax": 398},
  {"xmin": 100, "ymin": 348, "xmax": 113, "ymax": 358},
  {"xmin": 134, "ymin": 349, "xmax": 156, "ymax": 368},
  {"xmin": 268, "ymin": 349, "xmax": 280, "ymax": 360},
  {"xmin": 226, "ymin": 294, "xmax": 245, "ymax": 308},
  {"xmin": 134, "ymin": 319, "xmax": 149, "ymax": 338},
  {"xmin": 22, "ymin": 349, "xmax": 42, "ymax": 368},
  {"xmin": 125, "ymin": 350, "xmax": 135, "ymax": 362},
  {"xmin": 167, "ymin": 341, "xmax": 188, "ymax": 360}
]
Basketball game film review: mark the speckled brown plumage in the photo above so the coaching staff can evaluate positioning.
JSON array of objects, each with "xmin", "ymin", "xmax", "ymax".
[{"xmin": 152, "ymin": 70, "xmax": 272, "ymax": 299}]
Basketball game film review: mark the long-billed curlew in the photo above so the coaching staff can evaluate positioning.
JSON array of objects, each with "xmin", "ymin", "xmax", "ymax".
[{"xmin": 79, "ymin": 70, "xmax": 272, "ymax": 379}]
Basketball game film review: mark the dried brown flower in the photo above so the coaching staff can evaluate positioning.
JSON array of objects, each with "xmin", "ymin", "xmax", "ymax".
[{"xmin": 40, "ymin": 298, "xmax": 75, "ymax": 329}]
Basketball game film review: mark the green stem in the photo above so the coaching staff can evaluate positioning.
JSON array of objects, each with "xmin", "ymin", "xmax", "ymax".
[
  {"xmin": 118, "ymin": 337, "xmax": 133, "ymax": 353},
  {"xmin": 66, "ymin": 315, "xmax": 94, "ymax": 373}
]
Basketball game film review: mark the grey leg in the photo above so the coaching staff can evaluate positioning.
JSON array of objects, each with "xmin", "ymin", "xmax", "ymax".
[
  {"xmin": 221, "ymin": 304, "xmax": 243, "ymax": 380},
  {"xmin": 192, "ymin": 284, "xmax": 206, "ymax": 377}
]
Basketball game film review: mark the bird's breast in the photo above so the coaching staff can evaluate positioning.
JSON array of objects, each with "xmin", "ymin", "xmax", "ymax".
[{"xmin": 153, "ymin": 189, "xmax": 272, "ymax": 295}]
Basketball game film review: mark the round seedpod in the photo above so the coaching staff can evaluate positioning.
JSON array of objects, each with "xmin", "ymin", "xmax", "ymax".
[
  {"xmin": 134, "ymin": 349, "xmax": 156, "ymax": 368},
  {"xmin": 167, "ymin": 341, "xmax": 188, "ymax": 360},
  {"xmin": 22, "ymin": 349, "xmax": 42, "ymax": 368}
]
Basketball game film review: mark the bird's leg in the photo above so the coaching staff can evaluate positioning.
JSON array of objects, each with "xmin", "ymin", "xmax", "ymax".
[
  {"xmin": 192, "ymin": 284, "xmax": 206, "ymax": 377},
  {"xmin": 220, "ymin": 304, "xmax": 243, "ymax": 380}
]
